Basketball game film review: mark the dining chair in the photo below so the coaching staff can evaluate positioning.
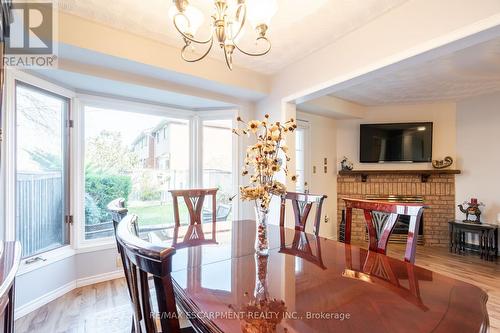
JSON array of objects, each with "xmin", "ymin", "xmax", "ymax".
[
  {"xmin": 342, "ymin": 198, "xmax": 425, "ymax": 263},
  {"xmin": 116, "ymin": 214, "xmax": 194, "ymax": 333},
  {"xmin": 169, "ymin": 188, "xmax": 218, "ymax": 226},
  {"xmin": 107, "ymin": 198, "xmax": 143, "ymax": 333},
  {"xmin": 279, "ymin": 192, "xmax": 327, "ymax": 236}
]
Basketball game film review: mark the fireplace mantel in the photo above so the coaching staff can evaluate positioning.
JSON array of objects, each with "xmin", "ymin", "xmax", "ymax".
[{"xmin": 338, "ymin": 169, "xmax": 461, "ymax": 183}]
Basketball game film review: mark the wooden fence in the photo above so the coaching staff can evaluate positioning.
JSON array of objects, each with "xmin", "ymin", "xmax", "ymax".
[{"xmin": 16, "ymin": 172, "xmax": 64, "ymax": 258}]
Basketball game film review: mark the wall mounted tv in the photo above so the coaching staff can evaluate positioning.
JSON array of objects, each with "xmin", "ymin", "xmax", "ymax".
[{"xmin": 360, "ymin": 122, "xmax": 433, "ymax": 163}]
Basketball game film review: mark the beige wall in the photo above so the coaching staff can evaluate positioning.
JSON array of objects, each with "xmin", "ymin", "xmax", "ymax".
[
  {"xmin": 336, "ymin": 103, "xmax": 457, "ymax": 171},
  {"xmin": 456, "ymin": 92, "xmax": 500, "ymax": 226}
]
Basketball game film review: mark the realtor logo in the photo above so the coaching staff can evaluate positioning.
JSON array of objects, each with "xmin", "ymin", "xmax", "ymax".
[{"xmin": 3, "ymin": 2, "xmax": 57, "ymax": 67}]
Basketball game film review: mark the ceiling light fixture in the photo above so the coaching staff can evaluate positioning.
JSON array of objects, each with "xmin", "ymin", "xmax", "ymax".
[{"xmin": 169, "ymin": 0, "xmax": 278, "ymax": 70}]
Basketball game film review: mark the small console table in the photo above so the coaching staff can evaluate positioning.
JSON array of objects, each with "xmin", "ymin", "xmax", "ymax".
[{"xmin": 448, "ymin": 220, "xmax": 498, "ymax": 261}]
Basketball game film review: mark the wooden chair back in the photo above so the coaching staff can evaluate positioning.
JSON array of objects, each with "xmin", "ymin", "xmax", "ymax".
[
  {"xmin": 107, "ymin": 198, "xmax": 129, "ymax": 237},
  {"xmin": 107, "ymin": 198, "xmax": 142, "ymax": 332},
  {"xmin": 116, "ymin": 214, "xmax": 183, "ymax": 333},
  {"xmin": 280, "ymin": 192, "xmax": 327, "ymax": 235},
  {"xmin": 169, "ymin": 188, "xmax": 218, "ymax": 226},
  {"xmin": 342, "ymin": 198, "xmax": 425, "ymax": 263}
]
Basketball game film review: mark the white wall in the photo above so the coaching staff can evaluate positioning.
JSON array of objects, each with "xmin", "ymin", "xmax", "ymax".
[
  {"xmin": 297, "ymin": 111, "xmax": 337, "ymax": 239},
  {"xmin": 456, "ymin": 92, "xmax": 500, "ymax": 225},
  {"xmin": 15, "ymin": 247, "xmax": 120, "ymax": 318},
  {"xmin": 336, "ymin": 103, "xmax": 457, "ymax": 170}
]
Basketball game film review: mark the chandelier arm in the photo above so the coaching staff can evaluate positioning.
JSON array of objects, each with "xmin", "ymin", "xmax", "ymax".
[
  {"xmin": 232, "ymin": 4, "xmax": 247, "ymax": 42},
  {"xmin": 174, "ymin": 13, "xmax": 213, "ymax": 45},
  {"xmin": 181, "ymin": 37, "xmax": 214, "ymax": 63},
  {"xmin": 223, "ymin": 47, "xmax": 233, "ymax": 71},
  {"xmin": 234, "ymin": 36, "xmax": 272, "ymax": 57}
]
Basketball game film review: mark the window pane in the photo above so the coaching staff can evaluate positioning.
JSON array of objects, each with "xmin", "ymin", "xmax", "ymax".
[
  {"xmin": 16, "ymin": 83, "xmax": 69, "ymax": 258},
  {"xmin": 84, "ymin": 107, "xmax": 190, "ymax": 240},
  {"xmin": 202, "ymin": 119, "xmax": 233, "ymax": 222}
]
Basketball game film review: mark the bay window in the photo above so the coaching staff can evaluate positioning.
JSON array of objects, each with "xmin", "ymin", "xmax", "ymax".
[{"xmin": 2, "ymin": 70, "xmax": 238, "ymax": 261}]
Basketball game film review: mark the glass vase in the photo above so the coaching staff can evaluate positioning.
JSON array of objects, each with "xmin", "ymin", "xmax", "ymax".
[{"xmin": 254, "ymin": 202, "xmax": 269, "ymax": 256}]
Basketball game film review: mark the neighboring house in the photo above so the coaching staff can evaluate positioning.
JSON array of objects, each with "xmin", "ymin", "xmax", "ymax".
[
  {"xmin": 130, "ymin": 120, "xmax": 190, "ymax": 194},
  {"xmin": 131, "ymin": 130, "xmax": 155, "ymax": 169},
  {"xmin": 151, "ymin": 120, "xmax": 172, "ymax": 171}
]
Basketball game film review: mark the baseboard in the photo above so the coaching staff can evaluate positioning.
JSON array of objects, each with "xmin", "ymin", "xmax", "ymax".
[
  {"xmin": 76, "ymin": 270, "xmax": 123, "ymax": 288},
  {"xmin": 15, "ymin": 270, "xmax": 124, "ymax": 320}
]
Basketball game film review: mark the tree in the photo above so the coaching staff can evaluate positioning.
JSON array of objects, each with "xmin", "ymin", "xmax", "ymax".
[
  {"xmin": 86, "ymin": 130, "xmax": 138, "ymax": 174},
  {"xmin": 26, "ymin": 148, "xmax": 61, "ymax": 171}
]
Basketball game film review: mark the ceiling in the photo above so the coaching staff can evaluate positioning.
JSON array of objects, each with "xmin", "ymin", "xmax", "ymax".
[
  {"xmin": 330, "ymin": 37, "xmax": 500, "ymax": 106},
  {"xmin": 54, "ymin": 0, "xmax": 408, "ymax": 74}
]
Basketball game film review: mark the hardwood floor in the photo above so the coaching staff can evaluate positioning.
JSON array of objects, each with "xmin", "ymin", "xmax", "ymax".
[
  {"xmin": 15, "ymin": 245, "xmax": 499, "ymax": 333},
  {"xmin": 15, "ymin": 278, "xmax": 132, "ymax": 333}
]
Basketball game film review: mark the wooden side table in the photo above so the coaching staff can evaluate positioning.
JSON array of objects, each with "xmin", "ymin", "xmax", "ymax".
[{"xmin": 448, "ymin": 220, "xmax": 498, "ymax": 261}]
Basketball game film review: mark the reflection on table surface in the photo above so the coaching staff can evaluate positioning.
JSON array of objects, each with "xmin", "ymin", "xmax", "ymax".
[{"xmin": 140, "ymin": 220, "xmax": 488, "ymax": 333}]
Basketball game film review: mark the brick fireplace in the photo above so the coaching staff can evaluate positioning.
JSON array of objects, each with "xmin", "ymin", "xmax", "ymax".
[{"xmin": 337, "ymin": 173, "xmax": 456, "ymax": 247}]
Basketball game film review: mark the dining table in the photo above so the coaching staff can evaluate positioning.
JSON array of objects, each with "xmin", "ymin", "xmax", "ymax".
[{"xmin": 139, "ymin": 220, "xmax": 489, "ymax": 333}]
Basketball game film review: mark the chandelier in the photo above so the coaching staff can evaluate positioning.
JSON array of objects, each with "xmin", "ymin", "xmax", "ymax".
[{"xmin": 169, "ymin": 0, "xmax": 278, "ymax": 70}]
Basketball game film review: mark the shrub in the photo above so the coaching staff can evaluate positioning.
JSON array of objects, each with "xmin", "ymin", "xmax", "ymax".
[
  {"xmin": 85, "ymin": 193, "xmax": 101, "ymax": 225},
  {"xmin": 85, "ymin": 171, "xmax": 131, "ymax": 224}
]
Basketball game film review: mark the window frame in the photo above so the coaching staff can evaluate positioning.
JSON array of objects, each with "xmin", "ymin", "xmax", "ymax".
[
  {"xmin": 2, "ymin": 70, "xmax": 76, "ymax": 267},
  {"xmin": 74, "ymin": 96, "xmax": 239, "ymax": 248},
  {"xmin": 295, "ymin": 119, "xmax": 311, "ymax": 192},
  {"xmin": 197, "ymin": 110, "xmax": 239, "ymax": 220},
  {"xmin": 75, "ymin": 94, "xmax": 199, "ymax": 248}
]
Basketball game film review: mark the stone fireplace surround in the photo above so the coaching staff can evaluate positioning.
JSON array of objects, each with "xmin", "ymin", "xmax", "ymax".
[{"xmin": 337, "ymin": 172, "xmax": 456, "ymax": 247}]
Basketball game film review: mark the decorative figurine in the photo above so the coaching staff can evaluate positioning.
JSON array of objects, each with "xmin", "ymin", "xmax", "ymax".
[
  {"xmin": 340, "ymin": 156, "xmax": 353, "ymax": 171},
  {"xmin": 432, "ymin": 156, "xmax": 453, "ymax": 169},
  {"xmin": 458, "ymin": 198, "xmax": 484, "ymax": 224}
]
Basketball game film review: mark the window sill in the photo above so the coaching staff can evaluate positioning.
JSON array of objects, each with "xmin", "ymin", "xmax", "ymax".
[
  {"xmin": 75, "ymin": 241, "xmax": 116, "ymax": 254},
  {"xmin": 17, "ymin": 246, "xmax": 76, "ymax": 276}
]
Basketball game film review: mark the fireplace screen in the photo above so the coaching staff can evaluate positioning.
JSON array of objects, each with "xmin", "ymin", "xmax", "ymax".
[{"xmin": 365, "ymin": 195, "xmax": 424, "ymax": 244}]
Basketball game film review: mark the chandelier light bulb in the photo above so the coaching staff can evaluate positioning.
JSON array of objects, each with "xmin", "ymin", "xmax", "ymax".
[
  {"xmin": 246, "ymin": 0, "xmax": 278, "ymax": 29},
  {"xmin": 169, "ymin": 3, "xmax": 204, "ymax": 36}
]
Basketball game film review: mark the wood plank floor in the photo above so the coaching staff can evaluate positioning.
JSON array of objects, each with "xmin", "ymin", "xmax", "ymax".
[{"xmin": 15, "ymin": 245, "xmax": 499, "ymax": 333}]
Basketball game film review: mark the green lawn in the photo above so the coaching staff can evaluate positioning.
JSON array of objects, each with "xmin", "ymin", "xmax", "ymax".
[{"xmin": 128, "ymin": 203, "xmax": 189, "ymax": 226}]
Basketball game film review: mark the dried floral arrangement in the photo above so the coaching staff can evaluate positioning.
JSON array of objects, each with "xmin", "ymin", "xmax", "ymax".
[{"xmin": 232, "ymin": 114, "xmax": 297, "ymax": 210}]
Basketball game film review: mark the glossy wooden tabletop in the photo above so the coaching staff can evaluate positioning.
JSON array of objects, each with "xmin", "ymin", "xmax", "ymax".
[{"xmin": 141, "ymin": 221, "xmax": 489, "ymax": 333}]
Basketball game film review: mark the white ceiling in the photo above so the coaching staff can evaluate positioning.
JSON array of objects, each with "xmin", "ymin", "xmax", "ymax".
[
  {"xmin": 330, "ymin": 37, "xmax": 500, "ymax": 106},
  {"xmin": 54, "ymin": 0, "xmax": 408, "ymax": 74}
]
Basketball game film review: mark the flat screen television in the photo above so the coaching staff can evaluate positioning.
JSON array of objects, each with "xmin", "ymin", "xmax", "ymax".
[{"xmin": 360, "ymin": 122, "xmax": 433, "ymax": 163}]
